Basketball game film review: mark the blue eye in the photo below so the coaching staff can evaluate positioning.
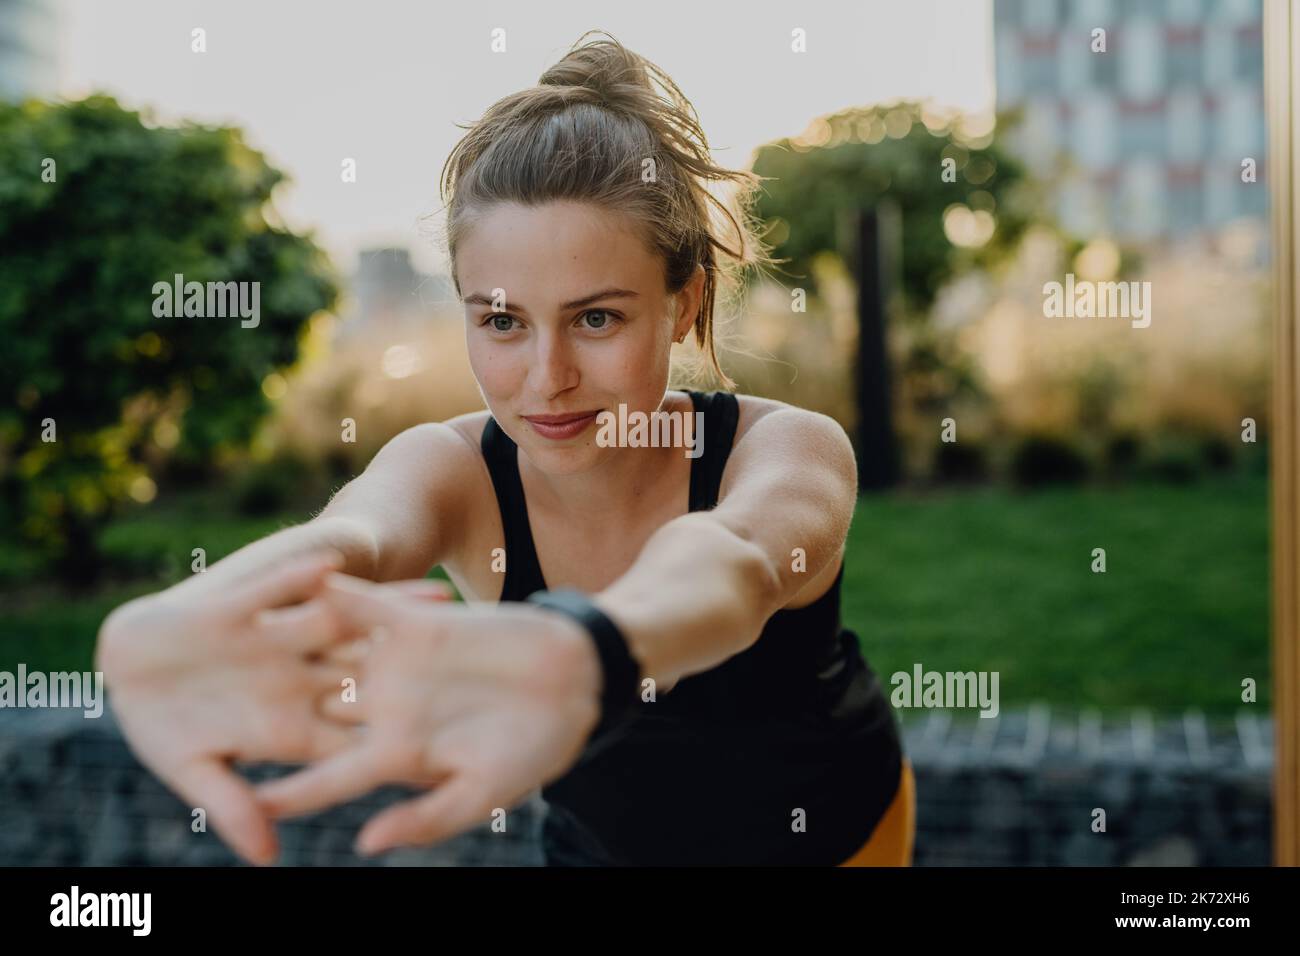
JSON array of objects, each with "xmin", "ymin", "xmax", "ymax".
[
  {"xmin": 581, "ymin": 310, "xmax": 615, "ymax": 330},
  {"xmin": 487, "ymin": 314, "xmax": 516, "ymax": 332}
]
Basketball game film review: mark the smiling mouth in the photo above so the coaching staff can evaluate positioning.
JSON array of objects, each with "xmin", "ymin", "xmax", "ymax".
[
  {"xmin": 522, "ymin": 410, "xmax": 601, "ymax": 440},
  {"xmin": 523, "ymin": 411, "xmax": 601, "ymax": 425}
]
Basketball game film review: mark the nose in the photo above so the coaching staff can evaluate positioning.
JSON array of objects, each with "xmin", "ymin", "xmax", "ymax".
[{"xmin": 528, "ymin": 327, "xmax": 580, "ymax": 399}]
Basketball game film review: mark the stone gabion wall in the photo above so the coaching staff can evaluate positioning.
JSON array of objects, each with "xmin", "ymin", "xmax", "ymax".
[
  {"xmin": 0, "ymin": 705, "xmax": 1272, "ymax": 866},
  {"xmin": 897, "ymin": 706, "xmax": 1273, "ymax": 866}
]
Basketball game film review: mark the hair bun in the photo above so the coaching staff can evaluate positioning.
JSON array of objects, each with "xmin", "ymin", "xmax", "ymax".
[{"xmin": 538, "ymin": 32, "xmax": 652, "ymax": 106}]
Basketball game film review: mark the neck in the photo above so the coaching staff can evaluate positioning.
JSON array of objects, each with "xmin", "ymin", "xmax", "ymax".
[{"xmin": 521, "ymin": 439, "xmax": 685, "ymax": 522}]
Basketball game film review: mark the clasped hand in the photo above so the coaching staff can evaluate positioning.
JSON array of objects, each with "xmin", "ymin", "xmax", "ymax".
[{"xmin": 97, "ymin": 555, "xmax": 602, "ymax": 865}]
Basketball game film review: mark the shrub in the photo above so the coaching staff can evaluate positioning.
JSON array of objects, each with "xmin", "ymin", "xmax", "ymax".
[
  {"xmin": 1103, "ymin": 431, "xmax": 1142, "ymax": 480},
  {"xmin": 932, "ymin": 439, "xmax": 988, "ymax": 484},
  {"xmin": 1200, "ymin": 434, "xmax": 1234, "ymax": 472},
  {"xmin": 1138, "ymin": 434, "xmax": 1202, "ymax": 484},
  {"xmin": 1009, "ymin": 433, "xmax": 1091, "ymax": 487},
  {"xmin": 0, "ymin": 95, "xmax": 337, "ymax": 584}
]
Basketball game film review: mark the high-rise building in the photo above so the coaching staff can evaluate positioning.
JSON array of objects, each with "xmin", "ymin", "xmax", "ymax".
[
  {"xmin": 0, "ymin": 0, "xmax": 59, "ymax": 101},
  {"xmin": 994, "ymin": 0, "xmax": 1267, "ymax": 246},
  {"xmin": 337, "ymin": 247, "xmax": 457, "ymax": 339}
]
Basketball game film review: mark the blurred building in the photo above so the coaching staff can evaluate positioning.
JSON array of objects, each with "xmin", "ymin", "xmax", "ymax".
[
  {"xmin": 994, "ymin": 0, "xmax": 1267, "ymax": 248},
  {"xmin": 337, "ymin": 247, "xmax": 457, "ymax": 340},
  {"xmin": 0, "ymin": 0, "xmax": 58, "ymax": 100}
]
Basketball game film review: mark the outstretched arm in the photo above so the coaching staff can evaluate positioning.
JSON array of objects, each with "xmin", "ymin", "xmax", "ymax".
[
  {"xmin": 165, "ymin": 422, "xmax": 478, "ymax": 602},
  {"xmin": 97, "ymin": 422, "xmax": 480, "ymax": 864},
  {"xmin": 590, "ymin": 405, "xmax": 858, "ymax": 689},
  {"xmin": 252, "ymin": 405, "xmax": 859, "ymax": 857}
]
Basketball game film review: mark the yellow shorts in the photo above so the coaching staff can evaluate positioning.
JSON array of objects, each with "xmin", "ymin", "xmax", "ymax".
[{"xmin": 836, "ymin": 757, "xmax": 916, "ymax": 866}]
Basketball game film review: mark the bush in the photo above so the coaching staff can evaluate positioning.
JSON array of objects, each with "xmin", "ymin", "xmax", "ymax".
[
  {"xmin": 0, "ymin": 95, "xmax": 338, "ymax": 584},
  {"xmin": 1138, "ymin": 434, "xmax": 1202, "ymax": 484},
  {"xmin": 932, "ymin": 439, "xmax": 988, "ymax": 484},
  {"xmin": 1200, "ymin": 435, "xmax": 1234, "ymax": 472},
  {"xmin": 1103, "ymin": 431, "xmax": 1142, "ymax": 480},
  {"xmin": 1009, "ymin": 433, "xmax": 1090, "ymax": 487}
]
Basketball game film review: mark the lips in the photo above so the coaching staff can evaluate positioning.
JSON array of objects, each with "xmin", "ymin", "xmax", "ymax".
[{"xmin": 522, "ymin": 410, "xmax": 600, "ymax": 440}]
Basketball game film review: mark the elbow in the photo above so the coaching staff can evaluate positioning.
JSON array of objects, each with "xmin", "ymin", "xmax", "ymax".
[
  {"xmin": 734, "ymin": 535, "xmax": 785, "ymax": 620},
  {"xmin": 314, "ymin": 515, "xmax": 381, "ymax": 579},
  {"xmin": 679, "ymin": 513, "xmax": 784, "ymax": 620}
]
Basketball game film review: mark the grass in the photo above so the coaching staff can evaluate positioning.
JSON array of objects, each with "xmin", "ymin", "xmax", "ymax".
[
  {"xmin": 0, "ymin": 473, "xmax": 1269, "ymax": 716},
  {"xmin": 843, "ymin": 473, "xmax": 1269, "ymax": 717}
]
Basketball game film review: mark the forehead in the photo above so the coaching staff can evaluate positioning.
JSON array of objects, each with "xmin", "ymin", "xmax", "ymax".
[{"xmin": 456, "ymin": 201, "xmax": 663, "ymax": 297}]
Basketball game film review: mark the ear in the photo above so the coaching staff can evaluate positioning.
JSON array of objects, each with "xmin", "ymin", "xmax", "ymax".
[{"xmin": 673, "ymin": 264, "xmax": 706, "ymax": 343}]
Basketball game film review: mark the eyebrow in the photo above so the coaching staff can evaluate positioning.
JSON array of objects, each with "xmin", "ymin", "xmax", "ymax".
[{"xmin": 462, "ymin": 288, "xmax": 640, "ymax": 314}]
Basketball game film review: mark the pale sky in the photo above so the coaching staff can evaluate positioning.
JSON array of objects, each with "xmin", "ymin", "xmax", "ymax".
[{"xmin": 55, "ymin": 0, "xmax": 994, "ymax": 277}]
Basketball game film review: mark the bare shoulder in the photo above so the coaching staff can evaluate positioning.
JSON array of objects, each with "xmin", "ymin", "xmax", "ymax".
[
  {"xmin": 314, "ymin": 413, "xmax": 494, "ymax": 581},
  {"xmin": 733, "ymin": 393, "xmax": 794, "ymax": 440},
  {"xmin": 426, "ymin": 410, "xmax": 498, "ymax": 504},
  {"xmin": 365, "ymin": 415, "xmax": 486, "ymax": 480},
  {"xmin": 733, "ymin": 394, "xmax": 852, "ymax": 457},
  {"xmin": 717, "ymin": 394, "xmax": 857, "ymax": 608},
  {"xmin": 713, "ymin": 393, "xmax": 856, "ymax": 495},
  {"xmin": 443, "ymin": 409, "xmax": 494, "ymax": 458},
  {"xmin": 667, "ymin": 390, "xmax": 803, "ymax": 437}
]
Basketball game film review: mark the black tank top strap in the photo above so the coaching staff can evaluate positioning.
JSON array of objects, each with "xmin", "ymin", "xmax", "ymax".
[
  {"xmin": 686, "ymin": 389, "xmax": 740, "ymax": 512},
  {"xmin": 480, "ymin": 415, "xmax": 547, "ymax": 599}
]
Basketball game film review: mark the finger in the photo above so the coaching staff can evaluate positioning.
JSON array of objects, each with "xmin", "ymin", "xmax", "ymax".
[
  {"xmin": 241, "ymin": 710, "xmax": 361, "ymax": 765},
  {"xmin": 229, "ymin": 551, "xmax": 344, "ymax": 619},
  {"xmin": 318, "ymin": 687, "xmax": 368, "ymax": 724},
  {"xmin": 320, "ymin": 639, "xmax": 373, "ymax": 667},
  {"xmin": 255, "ymin": 745, "xmax": 387, "ymax": 819},
  {"xmin": 319, "ymin": 573, "xmax": 406, "ymax": 635},
  {"xmin": 385, "ymin": 579, "xmax": 456, "ymax": 602},
  {"xmin": 170, "ymin": 758, "xmax": 279, "ymax": 866},
  {"xmin": 306, "ymin": 662, "xmax": 359, "ymax": 695},
  {"xmin": 302, "ymin": 720, "xmax": 364, "ymax": 760},
  {"xmin": 253, "ymin": 599, "xmax": 350, "ymax": 654},
  {"xmin": 356, "ymin": 774, "xmax": 491, "ymax": 856}
]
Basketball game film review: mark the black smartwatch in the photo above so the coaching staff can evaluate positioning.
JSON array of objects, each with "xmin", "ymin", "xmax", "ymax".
[{"xmin": 526, "ymin": 588, "xmax": 641, "ymax": 736}]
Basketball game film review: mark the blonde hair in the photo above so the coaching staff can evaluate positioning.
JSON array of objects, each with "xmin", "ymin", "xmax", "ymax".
[{"xmin": 439, "ymin": 30, "xmax": 774, "ymax": 389}]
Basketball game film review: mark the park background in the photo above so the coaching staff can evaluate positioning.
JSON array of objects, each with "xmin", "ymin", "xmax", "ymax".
[{"xmin": 0, "ymin": 0, "xmax": 1275, "ymax": 865}]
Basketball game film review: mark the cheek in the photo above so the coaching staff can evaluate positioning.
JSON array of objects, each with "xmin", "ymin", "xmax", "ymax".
[
  {"xmin": 613, "ymin": 321, "xmax": 675, "ymax": 399},
  {"xmin": 466, "ymin": 334, "xmax": 521, "ymax": 397},
  {"xmin": 605, "ymin": 322, "xmax": 671, "ymax": 379}
]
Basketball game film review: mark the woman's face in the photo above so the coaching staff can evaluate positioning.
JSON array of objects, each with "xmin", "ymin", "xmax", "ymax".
[{"xmin": 457, "ymin": 200, "xmax": 701, "ymax": 475}]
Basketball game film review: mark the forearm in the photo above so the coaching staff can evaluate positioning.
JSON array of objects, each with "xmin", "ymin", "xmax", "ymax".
[
  {"xmin": 165, "ymin": 516, "xmax": 379, "ymax": 601},
  {"xmin": 591, "ymin": 512, "xmax": 782, "ymax": 690}
]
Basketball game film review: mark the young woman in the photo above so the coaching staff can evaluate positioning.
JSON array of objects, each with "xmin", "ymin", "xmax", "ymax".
[{"xmin": 96, "ymin": 32, "xmax": 913, "ymax": 867}]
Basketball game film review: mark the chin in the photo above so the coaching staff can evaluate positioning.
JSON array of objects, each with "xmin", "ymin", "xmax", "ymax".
[{"xmin": 519, "ymin": 435, "xmax": 609, "ymax": 475}]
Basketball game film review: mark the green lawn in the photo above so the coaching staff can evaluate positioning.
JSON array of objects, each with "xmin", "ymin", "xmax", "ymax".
[
  {"xmin": 843, "ymin": 473, "xmax": 1269, "ymax": 717},
  {"xmin": 0, "ymin": 474, "xmax": 1269, "ymax": 715}
]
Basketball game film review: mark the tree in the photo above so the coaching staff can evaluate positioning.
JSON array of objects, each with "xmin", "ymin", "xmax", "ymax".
[
  {"xmin": 749, "ymin": 101, "xmax": 1033, "ymax": 315},
  {"xmin": 746, "ymin": 102, "xmax": 1048, "ymax": 473},
  {"xmin": 0, "ymin": 96, "xmax": 338, "ymax": 585}
]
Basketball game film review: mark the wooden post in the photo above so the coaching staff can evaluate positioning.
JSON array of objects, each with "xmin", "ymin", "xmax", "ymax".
[
  {"xmin": 855, "ymin": 205, "xmax": 900, "ymax": 492},
  {"xmin": 1265, "ymin": 0, "xmax": 1299, "ymax": 867}
]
